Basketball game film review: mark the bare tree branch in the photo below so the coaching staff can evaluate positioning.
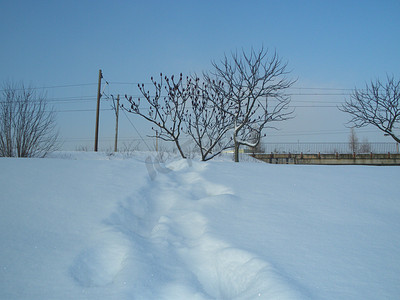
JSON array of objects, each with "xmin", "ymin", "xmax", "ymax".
[
  {"xmin": 184, "ymin": 77, "xmax": 235, "ymax": 161},
  {"xmin": 339, "ymin": 75, "xmax": 400, "ymax": 143},
  {"xmin": 123, "ymin": 74, "xmax": 189, "ymax": 158}
]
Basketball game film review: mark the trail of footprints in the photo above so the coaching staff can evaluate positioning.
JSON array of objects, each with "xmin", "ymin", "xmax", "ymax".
[{"xmin": 71, "ymin": 161, "xmax": 304, "ymax": 299}]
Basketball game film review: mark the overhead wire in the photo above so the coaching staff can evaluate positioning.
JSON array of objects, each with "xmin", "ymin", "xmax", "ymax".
[
  {"xmin": 54, "ymin": 108, "xmax": 113, "ymax": 113},
  {"xmin": 267, "ymin": 128, "xmax": 378, "ymax": 137},
  {"xmin": 121, "ymin": 108, "xmax": 152, "ymax": 151},
  {"xmin": 0, "ymin": 80, "xmax": 378, "ymax": 138},
  {"xmin": 0, "ymin": 83, "xmax": 97, "ymax": 93}
]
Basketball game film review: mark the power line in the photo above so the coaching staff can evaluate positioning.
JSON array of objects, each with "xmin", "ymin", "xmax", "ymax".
[
  {"xmin": 0, "ymin": 99, "xmax": 96, "ymax": 105},
  {"xmin": 289, "ymin": 87, "xmax": 354, "ymax": 91},
  {"xmin": 286, "ymin": 93, "xmax": 350, "ymax": 96},
  {"xmin": 0, "ymin": 95, "xmax": 347, "ymax": 107},
  {"xmin": 60, "ymin": 129, "xmax": 382, "ymax": 143},
  {"xmin": 289, "ymin": 105, "xmax": 338, "ymax": 108},
  {"xmin": 121, "ymin": 109, "xmax": 152, "ymax": 151},
  {"xmin": 108, "ymin": 82, "xmax": 152, "ymax": 85},
  {"xmin": 46, "ymin": 95, "xmax": 96, "ymax": 101},
  {"xmin": 0, "ymin": 79, "xmax": 359, "ymax": 113},
  {"xmin": 0, "ymin": 83, "xmax": 97, "ymax": 92},
  {"xmin": 0, "ymin": 95, "xmax": 96, "ymax": 103},
  {"xmin": 52, "ymin": 108, "xmax": 113, "ymax": 113},
  {"xmin": 267, "ymin": 129, "xmax": 378, "ymax": 137},
  {"xmin": 0, "ymin": 84, "xmax": 354, "ymax": 104},
  {"xmin": 0, "ymin": 80, "xmax": 359, "ymax": 93},
  {"xmin": 109, "ymin": 82, "xmax": 355, "ymax": 91}
]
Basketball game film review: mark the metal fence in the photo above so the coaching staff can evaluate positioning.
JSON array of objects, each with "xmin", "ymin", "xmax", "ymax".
[{"xmin": 261, "ymin": 142, "xmax": 400, "ymax": 154}]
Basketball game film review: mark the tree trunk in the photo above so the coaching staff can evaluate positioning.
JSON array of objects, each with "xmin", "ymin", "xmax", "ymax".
[
  {"xmin": 175, "ymin": 139, "xmax": 186, "ymax": 159},
  {"xmin": 234, "ymin": 141, "xmax": 239, "ymax": 162},
  {"xmin": 388, "ymin": 132, "xmax": 400, "ymax": 144}
]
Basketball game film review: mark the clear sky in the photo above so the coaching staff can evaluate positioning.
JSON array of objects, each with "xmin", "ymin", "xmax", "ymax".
[{"xmin": 1, "ymin": 0, "xmax": 400, "ymax": 151}]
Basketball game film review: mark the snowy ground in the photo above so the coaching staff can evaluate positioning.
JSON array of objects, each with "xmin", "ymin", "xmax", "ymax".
[{"xmin": 0, "ymin": 152, "xmax": 399, "ymax": 299}]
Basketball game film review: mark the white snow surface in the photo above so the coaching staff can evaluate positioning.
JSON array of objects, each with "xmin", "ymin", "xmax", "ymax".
[{"xmin": 0, "ymin": 151, "xmax": 399, "ymax": 299}]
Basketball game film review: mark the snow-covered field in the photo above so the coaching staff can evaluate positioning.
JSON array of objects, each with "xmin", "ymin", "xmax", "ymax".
[{"xmin": 0, "ymin": 152, "xmax": 399, "ymax": 299}]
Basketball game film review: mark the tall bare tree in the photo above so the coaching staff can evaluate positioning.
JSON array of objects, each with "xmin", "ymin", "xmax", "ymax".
[
  {"xmin": 124, "ymin": 74, "xmax": 189, "ymax": 158},
  {"xmin": 205, "ymin": 47, "xmax": 295, "ymax": 162},
  {"xmin": 0, "ymin": 82, "xmax": 58, "ymax": 157},
  {"xmin": 339, "ymin": 76, "xmax": 400, "ymax": 143}
]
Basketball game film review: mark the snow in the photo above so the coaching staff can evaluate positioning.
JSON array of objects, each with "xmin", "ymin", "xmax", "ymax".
[{"xmin": 0, "ymin": 152, "xmax": 399, "ymax": 299}]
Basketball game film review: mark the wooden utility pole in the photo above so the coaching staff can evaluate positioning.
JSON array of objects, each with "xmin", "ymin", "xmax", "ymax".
[
  {"xmin": 94, "ymin": 69, "xmax": 103, "ymax": 151},
  {"xmin": 114, "ymin": 94, "xmax": 120, "ymax": 152}
]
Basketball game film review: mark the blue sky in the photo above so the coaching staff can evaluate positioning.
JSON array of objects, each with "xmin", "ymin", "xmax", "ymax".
[{"xmin": 1, "ymin": 0, "xmax": 400, "ymax": 150}]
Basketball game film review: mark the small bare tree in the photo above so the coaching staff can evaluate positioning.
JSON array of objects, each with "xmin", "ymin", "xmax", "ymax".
[
  {"xmin": 124, "ymin": 74, "xmax": 189, "ymax": 158},
  {"xmin": 205, "ymin": 47, "xmax": 295, "ymax": 162},
  {"xmin": 359, "ymin": 137, "xmax": 371, "ymax": 153},
  {"xmin": 0, "ymin": 82, "xmax": 58, "ymax": 157},
  {"xmin": 348, "ymin": 128, "xmax": 359, "ymax": 153},
  {"xmin": 340, "ymin": 76, "xmax": 400, "ymax": 143}
]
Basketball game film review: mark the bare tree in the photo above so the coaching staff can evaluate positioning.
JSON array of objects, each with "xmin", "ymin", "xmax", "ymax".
[
  {"xmin": 184, "ymin": 77, "xmax": 235, "ymax": 161},
  {"xmin": 359, "ymin": 137, "xmax": 371, "ymax": 153},
  {"xmin": 124, "ymin": 74, "xmax": 189, "ymax": 158},
  {"xmin": 0, "ymin": 82, "xmax": 58, "ymax": 157},
  {"xmin": 205, "ymin": 47, "xmax": 295, "ymax": 162},
  {"xmin": 348, "ymin": 128, "xmax": 359, "ymax": 153},
  {"xmin": 339, "ymin": 76, "xmax": 400, "ymax": 143}
]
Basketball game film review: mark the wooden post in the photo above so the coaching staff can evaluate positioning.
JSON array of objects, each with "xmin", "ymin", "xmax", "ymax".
[
  {"xmin": 114, "ymin": 94, "xmax": 120, "ymax": 152},
  {"xmin": 94, "ymin": 69, "xmax": 102, "ymax": 151}
]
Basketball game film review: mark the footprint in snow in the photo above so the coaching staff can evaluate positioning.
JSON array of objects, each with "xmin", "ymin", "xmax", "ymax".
[{"xmin": 70, "ymin": 240, "xmax": 129, "ymax": 287}]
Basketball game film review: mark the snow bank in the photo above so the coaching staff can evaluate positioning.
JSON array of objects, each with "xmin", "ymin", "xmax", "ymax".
[{"xmin": 0, "ymin": 152, "xmax": 399, "ymax": 299}]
